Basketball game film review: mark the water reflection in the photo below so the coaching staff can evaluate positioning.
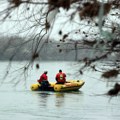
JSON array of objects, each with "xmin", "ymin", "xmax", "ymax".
[
  {"xmin": 33, "ymin": 91, "xmax": 66, "ymax": 107},
  {"xmin": 55, "ymin": 92, "xmax": 65, "ymax": 107},
  {"xmin": 55, "ymin": 91, "xmax": 83, "ymax": 107},
  {"xmin": 34, "ymin": 91, "xmax": 52, "ymax": 107},
  {"xmin": 32, "ymin": 90, "xmax": 83, "ymax": 109}
]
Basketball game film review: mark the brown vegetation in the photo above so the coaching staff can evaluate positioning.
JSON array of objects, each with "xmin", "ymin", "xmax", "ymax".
[
  {"xmin": 48, "ymin": 0, "xmax": 71, "ymax": 10},
  {"xmin": 107, "ymin": 83, "xmax": 120, "ymax": 96},
  {"xmin": 102, "ymin": 69, "xmax": 119, "ymax": 78},
  {"xmin": 80, "ymin": 2, "xmax": 111, "ymax": 19}
]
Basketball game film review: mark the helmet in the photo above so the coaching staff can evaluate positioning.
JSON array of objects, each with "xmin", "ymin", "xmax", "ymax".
[
  {"xmin": 44, "ymin": 71, "xmax": 48, "ymax": 74},
  {"xmin": 59, "ymin": 69, "xmax": 62, "ymax": 72}
]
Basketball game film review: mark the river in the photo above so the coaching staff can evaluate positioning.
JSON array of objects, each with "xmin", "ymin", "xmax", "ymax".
[{"xmin": 0, "ymin": 61, "xmax": 120, "ymax": 120}]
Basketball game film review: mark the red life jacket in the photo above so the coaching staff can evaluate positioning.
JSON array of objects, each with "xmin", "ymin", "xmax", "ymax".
[
  {"xmin": 38, "ymin": 73, "xmax": 48, "ymax": 83},
  {"xmin": 56, "ymin": 72, "xmax": 66, "ymax": 83}
]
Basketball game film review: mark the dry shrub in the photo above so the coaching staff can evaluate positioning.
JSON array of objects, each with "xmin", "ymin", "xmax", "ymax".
[
  {"xmin": 10, "ymin": 0, "xmax": 21, "ymax": 7},
  {"xmin": 83, "ymin": 40, "xmax": 96, "ymax": 46},
  {"xmin": 103, "ymin": 3, "xmax": 112, "ymax": 15},
  {"xmin": 59, "ymin": 0, "xmax": 71, "ymax": 10},
  {"xmin": 36, "ymin": 64, "xmax": 40, "ymax": 69},
  {"xmin": 32, "ymin": 53, "xmax": 39, "ymax": 61},
  {"xmin": 102, "ymin": 69, "xmax": 119, "ymax": 78},
  {"xmin": 59, "ymin": 49, "xmax": 62, "ymax": 53},
  {"xmin": 48, "ymin": 0, "xmax": 71, "ymax": 10},
  {"xmin": 80, "ymin": 2, "xmax": 111, "ymax": 19},
  {"xmin": 107, "ymin": 83, "xmax": 120, "ymax": 96}
]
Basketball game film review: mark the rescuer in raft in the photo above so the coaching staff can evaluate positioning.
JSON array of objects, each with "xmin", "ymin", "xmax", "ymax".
[
  {"xmin": 37, "ymin": 71, "xmax": 50, "ymax": 90},
  {"xmin": 55, "ymin": 69, "xmax": 66, "ymax": 84}
]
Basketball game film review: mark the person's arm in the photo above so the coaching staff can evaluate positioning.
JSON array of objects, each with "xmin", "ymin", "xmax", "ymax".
[
  {"xmin": 64, "ymin": 73, "xmax": 67, "ymax": 82},
  {"xmin": 55, "ymin": 74, "xmax": 58, "ymax": 81},
  {"xmin": 37, "ymin": 75, "xmax": 43, "ymax": 83},
  {"xmin": 46, "ymin": 76, "xmax": 48, "ymax": 80},
  {"xmin": 64, "ymin": 73, "xmax": 66, "ymax": 77}
]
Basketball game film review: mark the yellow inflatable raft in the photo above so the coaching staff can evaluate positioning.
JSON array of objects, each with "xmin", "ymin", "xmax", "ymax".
[{"xmin": 30, "ymin": 80, "xmax": 85, "ymax": 92}]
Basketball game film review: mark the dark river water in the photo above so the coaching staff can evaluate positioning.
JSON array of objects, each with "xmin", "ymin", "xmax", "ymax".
[{"xmin": 0, "ymin": 61, "xmax": 120, "ymax": 120}]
